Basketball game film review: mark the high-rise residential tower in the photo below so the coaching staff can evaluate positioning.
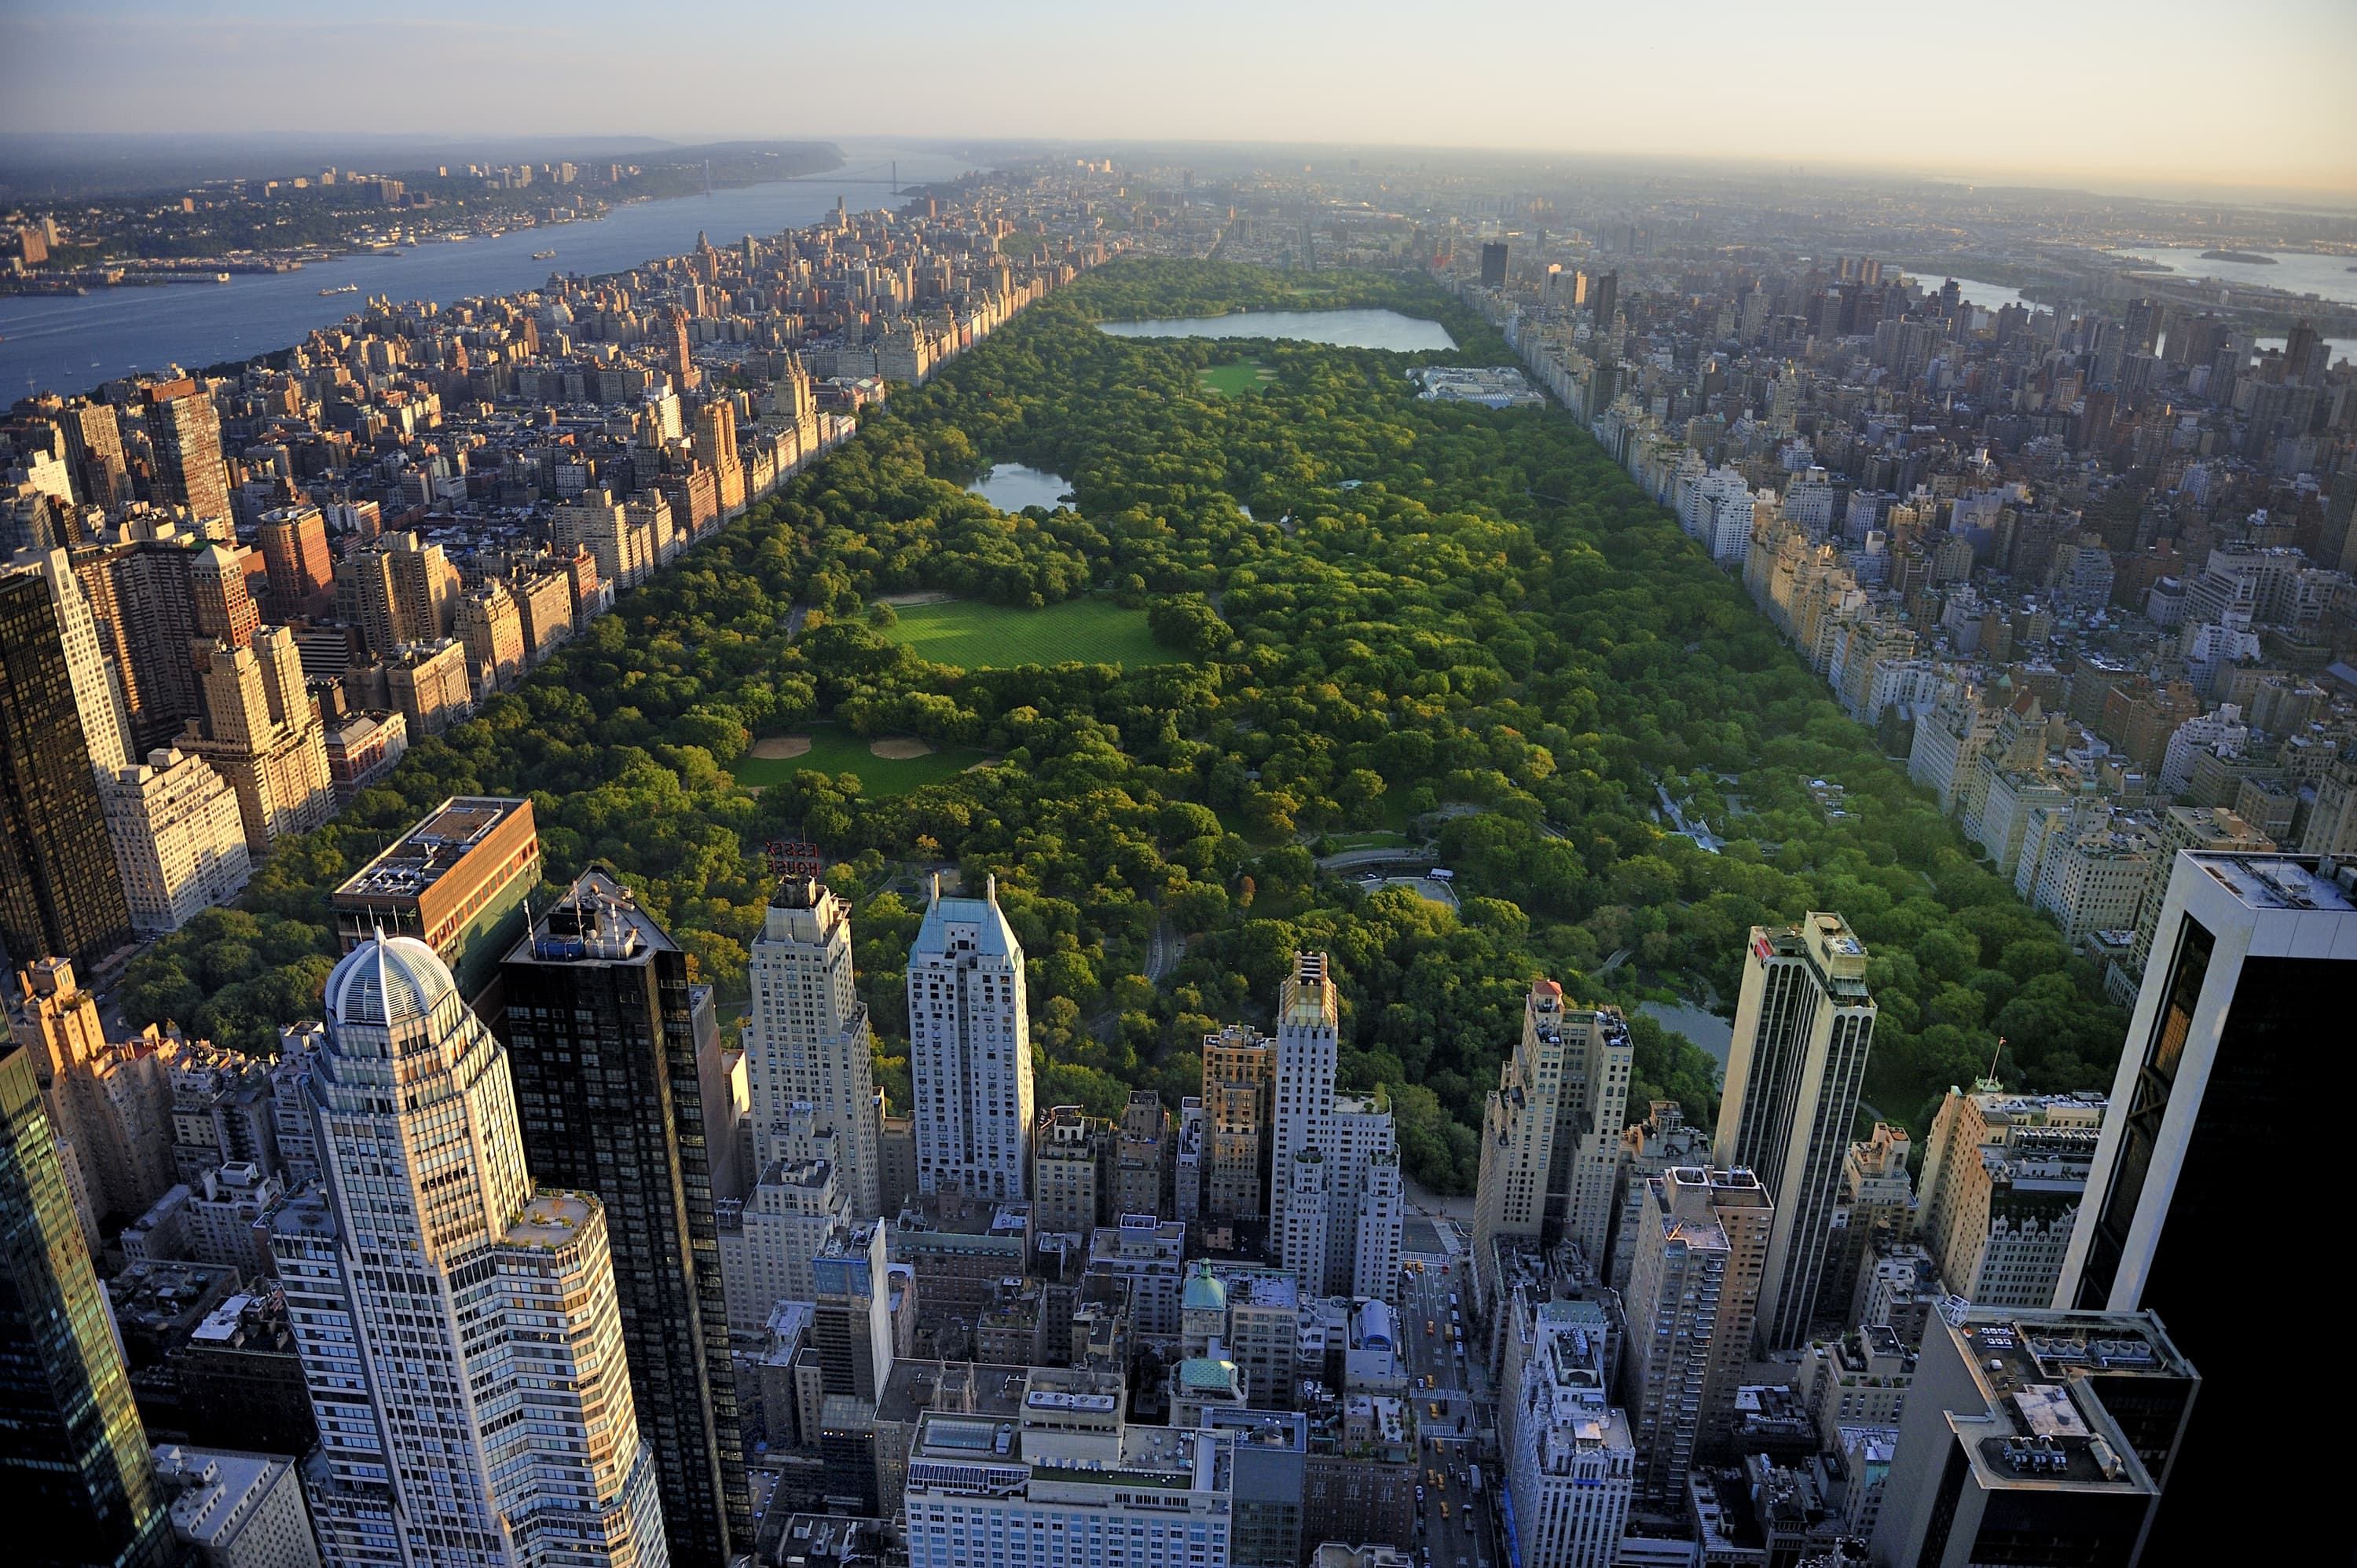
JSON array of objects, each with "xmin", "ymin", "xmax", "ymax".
[
  {"xmin": 496, "ymin": 870, "xmax": 749, "ymax": 1566},
  {"xmin": 1715, "ymin": 914, "xmax": 1875, "ymax": 1348},
  {"xmin": 1268, "ymin": 952, "xmax": 1402, "ymax": 1299},
  {"xmin": 1, "ymin": 1041, "xmax": 174, "ymax": 1568},
  {"xmin": 1200, "ymin": 1024, "xmax": 1273, "ymax": 1220},
  {"xmin": 745, "ymin": 872, "xmax": 878, "ymax": 1215},
  {"xmin": 0, "ymin": 570, "xmax": 134, "ymax": 976},
  {"xmin": 907, "ymin": 874, "xmax": 1031, "ymax": 1201},
  {"xmin": 144, "ymin": 382, "xmax": 233, "ymax": 536},
  {"xmin": 255, "ymin": 504, "xmax": 335, "ymax": 620},
  {"xmin": 1474, "ymin": 981, "xmax": 1633, "ymax": 1298},
  {"xmin": 1507, "ymin": 1301, "xmax": 1636, "ymax": 1568},
  {"xmin": 8, "ymin": 547, "xmax": 129, "ymax": 779},
  {"xmin": 272, "ymin": 935, "xmax": 669, "ymax": 1568},
  {"xmin": 1620, "ymin": 1165, "xmax": 1772, "ymax": 1506},
  {"xmin": 2058, "ymin": 851, "xmax": 2352, "ymax": 1548}
]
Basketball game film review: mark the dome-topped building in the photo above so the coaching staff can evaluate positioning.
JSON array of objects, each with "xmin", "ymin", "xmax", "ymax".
[
  {"xmin": 322, "ymin": 932, "xmax": 458, "ymax": 1031},
  {"xmin": 274, "ymin": 931, "xmax": 671, "ymax": 1566}
]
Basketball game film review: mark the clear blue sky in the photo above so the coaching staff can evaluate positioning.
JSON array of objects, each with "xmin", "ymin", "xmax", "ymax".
[{"xmin": 8, "ymin": 0, "xmax": 2354, "ymax": 196}]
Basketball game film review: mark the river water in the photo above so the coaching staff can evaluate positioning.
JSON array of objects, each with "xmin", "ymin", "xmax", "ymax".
[
  {"xmin": 1098, "ymin": 307, "xmax": 1456, "ymax": 351},
  {"xmin": 1928, "ymin": 273, "xmax": 2352, "ymax": 366},
  {"xmin": 0, "ymin": 145, "xmax": 974, "ymax": 399},
  {"xmin": 2112, "ymin": 247, "xmax": 2357, "ymax": 307}
]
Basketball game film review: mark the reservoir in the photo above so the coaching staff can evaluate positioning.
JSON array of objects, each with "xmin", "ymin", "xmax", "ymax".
[
  {"xmin": 0, "ymin": 145, "xmax": 974, "ymax": 399},
  {"xmin": 1099, "ymin": 307, "xmax": 1456, "ymax": 351},
  {"xmin": 967, "ymin": 463, "xmax": 1072, "ymax": 512}
]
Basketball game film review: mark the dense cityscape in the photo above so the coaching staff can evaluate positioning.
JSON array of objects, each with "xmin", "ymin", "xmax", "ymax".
[{"xmin": 1, "ymin": 44, "xmax": 2349, "ymax": 1568}]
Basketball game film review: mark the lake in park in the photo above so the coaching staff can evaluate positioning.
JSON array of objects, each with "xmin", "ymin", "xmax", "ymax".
[
  {"xmin": 968, "ymin": 463, "xmax": 1073, "ymax": 511},
  {"xmin": 1098, "ymin": 307, "xmax": 1457, "ymax": 351},
  {"xmin": 1638, "ymin": 999, "xmax": 1732, "ymax": 1078}
]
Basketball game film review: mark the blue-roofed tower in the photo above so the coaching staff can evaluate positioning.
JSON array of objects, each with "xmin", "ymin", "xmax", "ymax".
[{"xmin": 907, "ymin": 874, "xmax": 1033, "ymax": 1201}]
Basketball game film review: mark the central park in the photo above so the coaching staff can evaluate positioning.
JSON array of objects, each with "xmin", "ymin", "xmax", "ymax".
[{"xmin": 116, "ymin": 258, "xmax": 2130, "ymax": 1193}]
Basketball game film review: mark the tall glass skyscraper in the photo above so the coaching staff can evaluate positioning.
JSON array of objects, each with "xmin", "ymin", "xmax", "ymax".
[
  {"xmin": 273, "ymin": 933, "xmax": 669, "ymax": 1568},
  {"xmin": 2062, "ymin": 852, "xmax": 2352, "ymax": 1548},
  {"xmin": 497, "ymin": 870, "xmax": 749, "ymax": 1566},
  {"xmin": 0, "ymin": 1042, "xmax": 171, "ymax": 1568},
  {"xmin": 0, "ymin": 570, "xmax": 132, "ymax": 977}
]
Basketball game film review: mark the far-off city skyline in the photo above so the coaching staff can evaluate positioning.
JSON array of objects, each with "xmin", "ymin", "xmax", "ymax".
[{"xmin": 5, "ymin": 0, "xmax": 2356, "ymax": 198}]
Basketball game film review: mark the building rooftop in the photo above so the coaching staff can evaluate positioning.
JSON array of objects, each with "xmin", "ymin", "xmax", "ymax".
[
  {"xmin": 504, "ymin": 1190, "xmax": 598, "ymax": 1251},
  {"xmin": 2189, "ymin": 852, "xmax": 2356, "ymax": 912},
  {"xmin": 333, "ymin": 796, "xmax": 532, "ymax": 904}
]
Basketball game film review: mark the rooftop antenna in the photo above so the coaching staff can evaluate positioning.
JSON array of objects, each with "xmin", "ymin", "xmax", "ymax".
[{"xmin": 1985, "ymin": 1035, "xmax": 2007, "ymax": 1088}]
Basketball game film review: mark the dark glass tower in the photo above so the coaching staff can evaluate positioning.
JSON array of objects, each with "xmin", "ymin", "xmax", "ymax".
[
  {"xmin": 0, "ymin": 1043, "xmax": 171, "ymax": 1568},
  {"xmin": 0, "ymin": 571, "xmax": 131, "ymax": 976},
  {"xmin": 2064, "ymin": 851, "xmax": 2352, "ymax": 1548},
  {"xmin": 495, "ymin": 870, "xmax": 749, "ymax": 1566}
]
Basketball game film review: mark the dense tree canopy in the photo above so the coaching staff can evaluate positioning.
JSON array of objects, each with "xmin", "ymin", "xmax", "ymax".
[{"xmin": 122, "ymin": 258, "xmax": 2128, "ymax": 1192}]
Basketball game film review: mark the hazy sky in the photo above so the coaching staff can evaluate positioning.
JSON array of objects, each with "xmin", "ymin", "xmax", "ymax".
[{"xmin": 9, "ymin": 0, "xmax": 2355, "ymax": 197}]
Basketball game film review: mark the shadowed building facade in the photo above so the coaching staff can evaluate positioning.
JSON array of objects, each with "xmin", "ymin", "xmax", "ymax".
[{"xmin": 496, "ymin": 870, "xmax": 750, "ymax": 1566}]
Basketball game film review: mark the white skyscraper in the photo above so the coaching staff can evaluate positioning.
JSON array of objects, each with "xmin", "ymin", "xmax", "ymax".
[
  {"xmin": 1508, "ymin": 1302, "xmax": 1637, "ymax": 1568},
  {"xmin": 98, "ymin": 746, "xmax": 251, "ymax": 933},
  {"xmin": 908, "ymin": 874, "xmax": 1032, "ymax": 1200},
  {"xmin": 1269, "ymin": 952, "xmax": 1402, "ymax": 1300},
  {"xmin": 271, "ymin": 935, "xmax": 669, "ymax": 1568},
  {"xmin": 745, "ymin": 872, "xmax": 878, "ymax": 1216}
]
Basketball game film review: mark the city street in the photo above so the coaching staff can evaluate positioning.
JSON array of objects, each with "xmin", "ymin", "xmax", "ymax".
[{"xmin": 1398, "ymin": 1236, "xmax": 1505, "ymax": 1568}]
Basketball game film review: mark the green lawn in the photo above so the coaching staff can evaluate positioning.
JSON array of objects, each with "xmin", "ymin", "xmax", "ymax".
[
  {"xmin": 1198, "ymin": 361, "xmax": 1275, "ymax": 396},
  {"xmin": 880, "ymin": 597, "xmax": 1179, "ymax": 671},
  {"xmin": 732, "ymin": 723, "xmax": 984, "ymax": 794}
]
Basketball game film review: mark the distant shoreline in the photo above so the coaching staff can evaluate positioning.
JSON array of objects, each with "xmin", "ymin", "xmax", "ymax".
[{"xmin": 2199, "ymin": 249, "xmax": 2277, "ymax": 264}]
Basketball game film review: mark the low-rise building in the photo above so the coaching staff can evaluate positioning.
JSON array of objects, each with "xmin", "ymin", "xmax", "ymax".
[
  {"xmin": 152, "ymin": 1445, "xmax": 321, "ymax": 1568},
  {"xmin": 903, "ymin": 1367, "xmax": 1234, "ymax": 1568}
]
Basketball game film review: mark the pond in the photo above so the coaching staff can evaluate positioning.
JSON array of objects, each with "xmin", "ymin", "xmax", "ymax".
[
  {"xmin": 967, "ymin": 463, "xmax": 1074, "ymax": 512},
  {"xmin": 1637, "ymin": 999, "xmax": 1732, "ymax": 1079},
  {"xmin": 1098, "ymin": 307, "xmax": 1457, "ymax": 351}
]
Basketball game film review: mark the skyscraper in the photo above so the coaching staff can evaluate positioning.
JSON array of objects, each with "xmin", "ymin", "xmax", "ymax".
[
  {"xmin": 497, "ymin": 870, "xmax": 749, "ymax": 1566},
  {"xmin": 1589, "ymin": 271, "xmax": 1617, "ymax": 328},
  {"xmin": 1715, "ymin": 914, "xmax": 1875, "ymax": 1347},
  {"xmin": 1200, "ymin": 1023, "xmax": 1272, "ymax": 1220},
  {"xmin": 1507, "ymin": 1302, "xmax": 1636, "ymax": 1568},
  {"xmin": 1268, "ymin": 952, "xmax": 1402, "ymax": 1299},
  {"xmin": 1474, "ymin": 982, "xmax": 1633, "ymax": 1298},
  {"xmin": 144, "ymin": 381, "xmax": 233, "ymax": 537},
  {"xmin": 908, "ymin": 874, "xmax": 1032, "ymax": 1201},
  {"xmin": 1871, "ymin": 1306, "xmax": 2195, "ymax": 1568},
  {"xmin": 8, "ymin": 547, "xmax": 129, "ymax": 779},
  {"xmin": 745, "ymin": 872, "xmax": 878, "ymax": 1215},
  {"xmin": 0, "ymin": 570, "xmax": 134, "ymax": 976},
  {"xmin": 1480, "ymin": 240, "xmax": 1509, "ymax": 289},
  {"xmin": 1, "ymin": 1041, "xmax": 173, "ymax": 1568},
  {"xmin": 2058, "ymin": 851, "xmax": 2352, "ymax": 1544},
  {"xmin": 1620, "ymin": 1165, "xmax": 1772, "ymax": 1506},
  {"xmin": 255, "ymin": 504, "xmax": 335, "ymax": 620},
  {"xmin": 272, "ymin": 935, "xmax": 669, "ymax": 1567}
]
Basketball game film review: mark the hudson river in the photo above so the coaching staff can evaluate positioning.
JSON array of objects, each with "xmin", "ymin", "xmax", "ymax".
[{"xmin": 0, "ymin": 146, "xmax": 973, "ymax": 399}]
